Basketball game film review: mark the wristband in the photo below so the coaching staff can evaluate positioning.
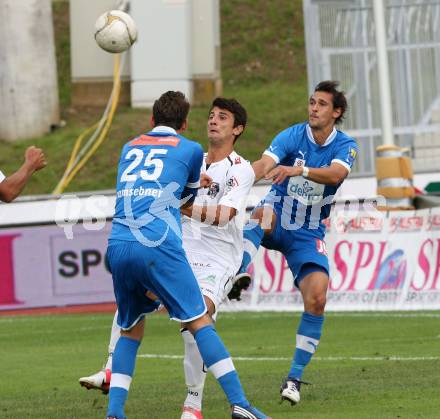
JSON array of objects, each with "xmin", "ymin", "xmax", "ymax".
[{"xmin": 302, "ymin": 166, "xmax": 310, "ymax": 178}]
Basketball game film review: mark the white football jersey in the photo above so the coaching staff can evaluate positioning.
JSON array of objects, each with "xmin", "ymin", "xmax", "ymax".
[
  {"xmin": 0, "ymin": 170, "xmax": 5, "ymax": 183},
  {"xmin": 182, "ymin": 151, "xmax": 255, "ymax": 271}
]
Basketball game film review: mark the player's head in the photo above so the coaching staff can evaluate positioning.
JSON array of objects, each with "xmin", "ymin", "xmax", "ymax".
[
  {"xmin": 151, "ymin": 91, "xmax": 190, "ymax": 131},
  {"xmin": 309, "ymin": 81, "xmax": 347, "ymax": 129},
  {"xmin": 208, "ymin": 97, "xmax": 247, "ymax": 144}
]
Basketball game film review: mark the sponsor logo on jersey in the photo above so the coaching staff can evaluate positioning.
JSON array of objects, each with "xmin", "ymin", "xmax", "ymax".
[
  {"xmin": 287, "ymin": 177, "xmax": 324, "ymax": 205},
  {"xmin": 129, "ymin": 135, "xmax": 180, "ymax": 147},
  {"xmin": 207, "ymin": 182, "xmax": 220, "ymax": 198},
  {"xmin": 234, "ymin": 156, "xmax": 241, "ymax": 164}
]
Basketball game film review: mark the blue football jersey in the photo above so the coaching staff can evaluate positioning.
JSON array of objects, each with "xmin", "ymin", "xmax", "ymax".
[
  {"xmin": 109, "ymin": 126, "xmax": 203, "ymax": 246},
  {"xmin": 263, "ymin": 122, "xmax": 358, "ymax": 238}
]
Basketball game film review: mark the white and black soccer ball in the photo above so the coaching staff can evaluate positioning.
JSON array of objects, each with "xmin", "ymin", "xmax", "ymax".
[{"xmin": 94, "ymin": 10, "xmax": 137, "ymax": 53}]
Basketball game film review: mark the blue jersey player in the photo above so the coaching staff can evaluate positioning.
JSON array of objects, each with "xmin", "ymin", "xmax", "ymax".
[
  {"xmin": 235, "ymin": 81, "xmax": 358, "ymax": 406},
  {"xmin": 105, "ymin": 91, "xmax": 270, "ymax": 419}
]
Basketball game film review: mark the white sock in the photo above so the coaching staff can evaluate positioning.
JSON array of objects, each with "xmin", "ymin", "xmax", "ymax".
[
  {"xmin": 181, "ymin": 328, "xmax": 207, "ymax": 410},
  {"xmin": 106, "ymin": 310, "xmax": 121, "ymax": 370}
]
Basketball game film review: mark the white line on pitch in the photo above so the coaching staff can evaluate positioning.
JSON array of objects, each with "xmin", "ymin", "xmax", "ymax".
[
  {"xmin": 137, "ymin": 354, "xmax": 440, "ymax": 362},
  {"xmin": 218, "ymin": 312, "xmax": 440, "ymax": 319}
]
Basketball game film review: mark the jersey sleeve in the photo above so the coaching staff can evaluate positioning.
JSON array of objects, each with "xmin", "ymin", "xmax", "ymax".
[
  {"xmin": 262, "ymin": 127, "xmax": 294, "ymax": 164},
  {"xmin": 218, "ymin": 162, "xmax": 255, "ymax": 212},
  {"xmin": 186, "ymin": 144, "xmax": 204, "ymax": 189},
  {"xmin": 331, "ymin": 138, "xmax": 359, "ymax": 172},
  {"xmin": 0, "ymin": 170, "xmax": 5, "ymax": 183}
]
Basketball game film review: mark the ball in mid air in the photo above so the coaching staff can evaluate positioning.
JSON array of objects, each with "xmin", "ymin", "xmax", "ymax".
[{"xmin": 94, "ymin": 10, "xmax": 137, "ymax": 53}]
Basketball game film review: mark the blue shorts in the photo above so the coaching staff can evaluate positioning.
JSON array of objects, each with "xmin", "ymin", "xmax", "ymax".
[
  {"xmin": 107, "ymin": 240, "xmax": 207, "ymax": 330},
  {"xmin": 259, "ymin": 206, "xmax": 329, "ymax": 288}
]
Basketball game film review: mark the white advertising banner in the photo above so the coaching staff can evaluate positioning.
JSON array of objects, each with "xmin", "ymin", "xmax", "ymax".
[
  {"xmin": 226, "ymin": 207, "xmax": 440, "ymax": 311},
  {"xmin": 1, "ymin": 207, "xmax": 440, "ymax": 311},
  {"xmin": 0, "ymin": 223, "xmax": 114, "ymax": 310}
]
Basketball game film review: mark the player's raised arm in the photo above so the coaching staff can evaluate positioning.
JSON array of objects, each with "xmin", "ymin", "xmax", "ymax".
[
  {"xmin": 252, "ymin": 125, "xmax": 296, "ymax": 182},
  {"xmin": 0, "ymin": 146, "xmax": 46, "ymax": 203}
]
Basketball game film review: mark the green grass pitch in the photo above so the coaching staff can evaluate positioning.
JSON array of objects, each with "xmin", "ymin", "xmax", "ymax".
[{"xmin": 1, "ymin": 311, "xmax": 439, "ymax": 418}]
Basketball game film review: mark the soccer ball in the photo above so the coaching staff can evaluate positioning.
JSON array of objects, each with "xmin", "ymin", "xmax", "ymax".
[{"xmin": 94, "ymin": 10, "xmax": 137, "ymax": 53}]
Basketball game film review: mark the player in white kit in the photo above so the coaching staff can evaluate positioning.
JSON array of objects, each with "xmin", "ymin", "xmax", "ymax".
[{"xmin": 79, "ymin": 97, "xmax": 258, "ymax": 419}]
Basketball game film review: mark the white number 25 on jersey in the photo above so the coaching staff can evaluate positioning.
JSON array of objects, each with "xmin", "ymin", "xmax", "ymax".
[{"xmin": 120, "ymin": 148, "xmax": 168, "ymax": 182}]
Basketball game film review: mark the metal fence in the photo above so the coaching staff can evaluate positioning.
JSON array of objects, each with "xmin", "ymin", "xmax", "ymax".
[{"xmin": 303, "ymin": 0, "xmax": 440, "ymax": 176}]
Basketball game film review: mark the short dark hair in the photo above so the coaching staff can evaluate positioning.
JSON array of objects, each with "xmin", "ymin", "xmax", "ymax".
[
  {"xmin": 210, "ymin": 97, "xmax": 247, "ymax": 142},
  {"xmin": 314, "ymin": 81, "xmax": 348, "ymax": 124},
  {"xmin": 152, "ymin": 91, "xmax": 190, "ymax": 130}
]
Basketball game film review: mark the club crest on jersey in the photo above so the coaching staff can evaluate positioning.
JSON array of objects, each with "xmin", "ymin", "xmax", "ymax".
[
  {"xmin": 207, "ymin": 182, "xmax": 220, "ymax": 198},
  {"xmin": 225, "ymin": 176, "xmax": 239, "ymax": 193},
  {"xmin": 234, "ymin": 157, "xmax": 241, "ymax": 164}
]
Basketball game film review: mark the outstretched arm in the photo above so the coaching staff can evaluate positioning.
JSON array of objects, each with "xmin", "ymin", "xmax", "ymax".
[
  {"xmin": 265, "ymin": 162, "xmax": 349, "ymax": 186},
  {"xmin": 252, "ymin": 154, "xmax": 277, "ymax": 182},
  {"xmin": 181, "ymin": 204, "xmax": 237, "ymax": 227},
  {"xmin": 0, "ymin": 146, "xmax": 46, "ymax": 203}
]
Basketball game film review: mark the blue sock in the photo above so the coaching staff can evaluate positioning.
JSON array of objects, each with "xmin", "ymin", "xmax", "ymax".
[
  {"xmin": 241, "ymin": 220, "xmax": 265, "ymax": 272},
  {"xmin": 288, "ymin": 312, "xmax": 324, "ymax": 380},
  {"xmin": 107, "ymin": 336, "xmax": 140, "ymax": 419},
  {"xmin": 194, "ymin": 325, "xmax": 249, "ymax": 408}
]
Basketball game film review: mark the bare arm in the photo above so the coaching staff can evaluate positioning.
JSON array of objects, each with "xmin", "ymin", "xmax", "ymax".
[
  {"xmin": 252, "ymin": 154, "xmax": 277, "ymax": 182},
  {"xmin": 181, "ymin": 204, "xmax": 237, "ymax": 227},
  {"xmin": 266, "ymin": 162, "xmax": 349, "ymax": 186},
  {"xmin": 0, "ymin": 146, "xmax": 46, "ymax": 203}
]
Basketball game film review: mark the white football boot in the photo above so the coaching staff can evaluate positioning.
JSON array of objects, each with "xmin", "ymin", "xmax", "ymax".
[{"xmin": 79, "ymin": 368, "xmax": 111, "ymax": 394}]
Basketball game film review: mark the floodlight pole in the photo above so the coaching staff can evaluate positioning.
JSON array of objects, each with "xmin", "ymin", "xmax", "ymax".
[{"xmin": 373, "ymin": 0, "xmax": 394, "ymax": 145}]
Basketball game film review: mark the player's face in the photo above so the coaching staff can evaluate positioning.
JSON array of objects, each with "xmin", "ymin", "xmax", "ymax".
[
  {"xmin": 207, "ymin": 107, "xmax": 243, "ymax": 145},
  {"xmin": 308, "ymin": 91, "xmax": 341, "ymax": 130}
]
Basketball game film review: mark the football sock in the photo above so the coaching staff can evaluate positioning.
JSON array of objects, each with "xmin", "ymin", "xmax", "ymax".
[
  {"xmin": 241, "ymin": 220, "xmax": 265, "ymax": 272},
  {"xmin": 181, "ymin": 328, "xmax": 207, "ymax": 410},
  {"xmin": 288, "ymin": 312, "xmax": 324, "ymax": 380},
  {"xmin": 193, "ymin": 325, "xmax": 249, "ymax": 408},
  {"xmin": 108, "ymin": 310, "xmax": 121, "ymax": 356},
  {"xmin": 104, "ymin": 353, "xmax": 113, "ymax": 372},
  {"xmin": 105, "ymin": 311, "xmax": 121, "ymax": 371},
  {"xmin": 107, "ymin": 336, "xmax": 140, "ymax": 419}
]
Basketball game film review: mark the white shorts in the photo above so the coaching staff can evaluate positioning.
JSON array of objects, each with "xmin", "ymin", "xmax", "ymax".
[{"xmin": 186, "ymin": 252, "xmax": 235, "ymax": 313}]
